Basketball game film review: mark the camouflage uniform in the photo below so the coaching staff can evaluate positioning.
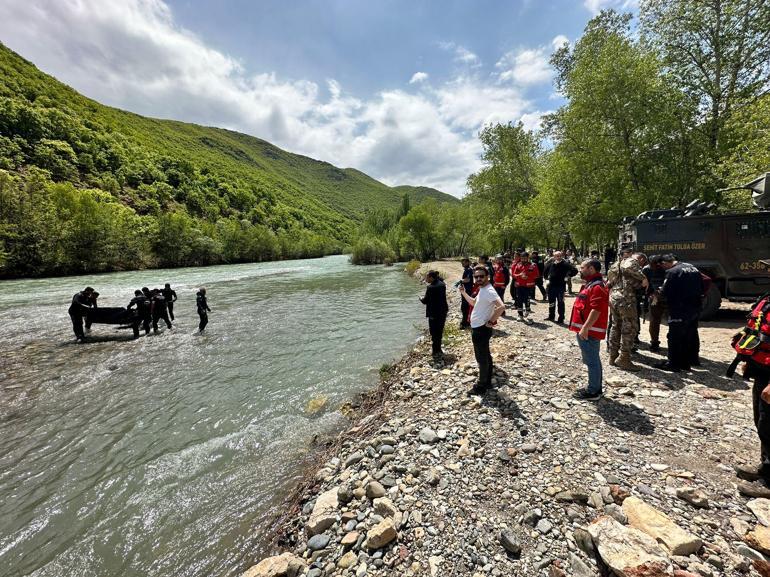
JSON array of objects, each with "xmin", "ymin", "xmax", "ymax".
[{"xmin": 608, "ymin": 257, "xmax": 646, "ymax": 358}]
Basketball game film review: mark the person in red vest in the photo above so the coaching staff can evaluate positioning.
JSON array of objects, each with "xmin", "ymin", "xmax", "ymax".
[
  {"xmin": 511, "ymin": 251, "xmax": 539, "ymax": 321},
  {"xmin": 492, "ymin": 255, "xmax": 510, "ymax": 307},
  {"xmin": 509, "ymin": 250, "xmax": 522, "ymax": 302},
  {"xmin": 569, "ymin": 258, "xmax": 609, "ymax": 400}
]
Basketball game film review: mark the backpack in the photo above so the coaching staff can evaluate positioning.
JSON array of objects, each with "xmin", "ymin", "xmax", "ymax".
[{"xmin": 727, "ymin": 293, "xmax": 770, "ymax": 376}]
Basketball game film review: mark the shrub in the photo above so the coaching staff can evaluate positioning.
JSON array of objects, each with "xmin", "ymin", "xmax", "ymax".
[
  {"xmin": 350, "ymin": 236, "xmax": 396, "ymax": 265},
  {"xmin": 404, "ymin": 259, "xmax": 421, "ymax": 276}
]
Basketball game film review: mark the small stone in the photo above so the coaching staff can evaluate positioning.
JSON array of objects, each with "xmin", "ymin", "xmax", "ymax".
[
  {"xmin": 419, "ymin": 428, "xmax": 438, "ymax": 444},
  {"xmin": 366, "ymin": 481, "xmax": 387, "ymax": 500},
  {"xmin": 242, "ymin": 553, "xmax": 306, "ymax": 577},
  {"xmin": 749, "ymin": 499, "xmax": 770, "ymax": 527},
  {"xmin": 536, "ymin": 519, "xmax": 553, "ymax": 535},
  {"xmin": 746, "ymin": 524, "xmax": 770, "ymax": 555},
  {"xmin": 341, "ymin": 531, "xmax": 359, "ymax": 546},
  {"xmin": 379, "ymin": 444, "xmax": 395, "ymax": 455},
  {"xmin": 500, "ymin": 530, "xmax": 522, "ymax": 556},
  {"xmin": 568, "ymin": 553, "xmax": 595, "ymax": 577},
  {"xmin": 344, "ymin": 452, "xmax": 364, "ymax": 468},
  {"xmin": 337, "ymin": 551, "xmax": 357, "ymax": 569},
  {"xmin": 307, "ymin": 534, "xmax": 330, "ymax": 551},
  {"xmin": 623, "ymin": 496, "xmax": 702, "ymax": 555},
  {"xmin": 373, "ymin": 497, "xmax": 398, "ymax": 518},
  {"xmin": 651, "ymin": 463, "xmax": 669, "ymax": 472},
  {"xmin": 306, "ymin": 487, "xmax": 339, "ymax": 535},
  {"xmin": 521, "ymin": 443, "xmax": 538, "ymax": 454},
  {"xmin": 676, "ymin": 487, "xmax": 710, "ymax": 509},
  {"xmin": 366, "ymin": 518, "xmax": 397, "ymax": 549}
]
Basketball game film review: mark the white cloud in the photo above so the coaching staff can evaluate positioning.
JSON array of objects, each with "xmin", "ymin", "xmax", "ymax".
[
  {"xmin": 583, "ymin": 0, "xmax": 638, "ymax": 14},
  {"xmin": 495, "ymin": 35, "xmax": 567, "ymax": 87},
  {"xmin": 409, "ymin": 71, "xmax": 429, "ymax": 84},
  {"xmin": 438, "ymin": 41, "xmax": 481, "ymax": 67},
  {"xmin": 0, "ymin": 0, "xmax": 547, "ymax": 197}
]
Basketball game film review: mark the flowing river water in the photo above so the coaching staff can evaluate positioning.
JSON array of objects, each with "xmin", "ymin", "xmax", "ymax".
[{"xmin": 0, "ymin": 255, "xmax": 425, "ymax": 577}]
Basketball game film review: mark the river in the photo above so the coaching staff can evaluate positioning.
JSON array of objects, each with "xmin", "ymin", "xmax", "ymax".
[{"xmin": 0, "ymin": 255, "xmax": 425, "ymax": 577}]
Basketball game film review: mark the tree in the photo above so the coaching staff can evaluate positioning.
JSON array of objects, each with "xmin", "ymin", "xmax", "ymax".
[
  {"xmin": 640, "ymin": 0, "xmax": 770, "ymax": 157},
  {"xmin": 399, "ymin": 202, "xmax": 442, "ymax": 260},
  {"xmin": 466, "ymin": 122, "xmax": 542, "ymax": 249},
  {"xmin": 541, "ymin": 10, "xmax": 704, "ymax": 243}
]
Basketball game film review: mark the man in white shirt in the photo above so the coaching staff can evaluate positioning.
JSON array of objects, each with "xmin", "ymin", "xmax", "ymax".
[{"xmin": 460, "ymin": 265, "xmax": 506, "ymax": 394}]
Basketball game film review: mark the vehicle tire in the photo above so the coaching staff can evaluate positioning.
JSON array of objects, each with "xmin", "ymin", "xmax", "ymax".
[{"xmin": 700, "ymin": 283, "xmax": 721, "ymax": 320}]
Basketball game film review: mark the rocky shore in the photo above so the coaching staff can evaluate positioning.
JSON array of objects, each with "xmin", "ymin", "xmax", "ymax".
[{"xmin": 245, "ymin": 261, "xmax": 769, "ymax": 577}]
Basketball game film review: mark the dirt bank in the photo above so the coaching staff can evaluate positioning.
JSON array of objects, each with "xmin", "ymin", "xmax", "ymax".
[{"xmin": 247, "ymin": 260, "xmax": 765, "ymax": 577}]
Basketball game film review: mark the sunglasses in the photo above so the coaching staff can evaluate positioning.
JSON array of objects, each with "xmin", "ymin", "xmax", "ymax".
[{"xmin": 473, "ymin": 275, "xmax": 486, "ymax": 279}]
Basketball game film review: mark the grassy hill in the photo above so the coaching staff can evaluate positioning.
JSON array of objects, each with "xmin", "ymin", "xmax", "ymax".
[{"xmin": 0, "ymin": 43, "xmax": 456, "ymax": 277}]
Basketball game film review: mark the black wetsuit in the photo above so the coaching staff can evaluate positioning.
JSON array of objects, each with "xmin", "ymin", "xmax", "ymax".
[
  {"xmin": 151, "ymin": 294, "xmax": 172, "ymax": 332},
  {"xmin": 128, "ymin": 295, "xmax": 152, "ymax": 335},
  {"xmin": 196, "ymin": 292, "xmax": 211, "ymax": 332},
  {"xmin": 68, "ymin": 292, "xmax": 93, "ymax": 339},
  {"xmin": 162, "ymin": 288, "xmax": 177, "ymax": 320}
]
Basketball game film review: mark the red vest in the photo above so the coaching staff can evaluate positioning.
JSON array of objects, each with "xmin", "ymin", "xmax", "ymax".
[
  {"xmin": 732, "ymin": 294, "xmax": 770, "ymax": 369},
  {"xmin": 569, "ymin": 275, "xmax": 609, "ymax": 340},
  {"xmin": 512, "ymin": 262, "xmax": 539, "ymax": 288},
  {"xmin": 493, "ymin": 265, "xmax": 507, "ymax": 288}
]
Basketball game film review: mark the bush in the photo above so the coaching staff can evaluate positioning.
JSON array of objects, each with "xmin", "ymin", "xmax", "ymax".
[
  {"xmin": 350, "ymin": 236, "xmax": 396, "ymax": 265},
  {"xmin": 404, "ymin": 259, "xmax": 421, "ymax": 276}
]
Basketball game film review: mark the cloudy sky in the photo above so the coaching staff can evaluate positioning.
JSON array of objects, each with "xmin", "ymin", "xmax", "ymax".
[{"xmin": 0, "ymin": 0, "xmax": 637, "ymax": 196}]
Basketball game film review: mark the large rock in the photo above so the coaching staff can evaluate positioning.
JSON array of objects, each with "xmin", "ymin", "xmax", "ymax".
[
  {"xmin": 366, "ymin": 518, "xmax": 397, "ymax": 549},
  {"xmin": 749, "ymin": 499, "xmax": 770, "ymax": 527},
  {"xmin": 622, "ymin": 496, "xmax": 702, "ymax": 555},
  {"xmin": 746, "ymin": 524, "xmax": 770, "ymax": 555},
  {"xmin": 373, "ymin": 497, "xmax": 398, "ymax": 518},
  {"xmin": 306, "ymin": 487, "xmax": 339, "ymax": 535},
  {"xmin": 586, "ymin": 516, "xmax": 673, "ymax": 577},
  {"xmin": 242, "ymin": 553, "xmax": 306, "ymax": 577}
]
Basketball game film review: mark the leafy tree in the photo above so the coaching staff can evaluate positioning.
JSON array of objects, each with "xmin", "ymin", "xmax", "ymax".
[{"xmin": 640, "ymin": 0, "xmax": 770, "ymax": 157}]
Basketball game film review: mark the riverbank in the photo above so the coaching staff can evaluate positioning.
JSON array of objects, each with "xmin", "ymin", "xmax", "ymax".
[{"xmin": 247, "ymin": 261, "xmax": 767, "ymax": 577}]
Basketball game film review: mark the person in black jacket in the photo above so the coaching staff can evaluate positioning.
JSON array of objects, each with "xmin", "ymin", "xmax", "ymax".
[
  {"xmin": 657, "ymin": 255, "xmax": 703, "ymax": 372},
  {"xmin": 544, "ymin": 251, "xmax": 577, "ymax": 323},
  {"xmin": 67, "ymin": 287, "xmax": 95, "ymax": 341},
  {"xmin": 420, "ymin": 270, "xmax": 449, "ymax": 360},
  {"xmin": 127, "ymin": 289, "xmax": 152, "ymax": 336},
  {"xmin": 459, "ymin": 258, "xmax": 474, "ymax": 329},
  {"xmin": 162, "ymin": 283, "xmax": 178, "ymax": 320},
  {"xmin": 197, "ymin": 287, "xmax": 211, "ymax": 333}
]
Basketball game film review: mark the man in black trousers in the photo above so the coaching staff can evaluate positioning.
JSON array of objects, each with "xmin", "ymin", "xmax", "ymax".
[
  {"xmin": 420, "ymin": 270, "xmax": 449, "ymax": 361},
  {"xmin": 658, "ymin": 254, "xmax": 703, "ymax": 371}
]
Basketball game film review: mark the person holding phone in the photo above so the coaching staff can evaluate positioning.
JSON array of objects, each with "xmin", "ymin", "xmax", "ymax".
[{"xmin": 459, "ymin": 266, "xmax": 505, "ymax": 395}]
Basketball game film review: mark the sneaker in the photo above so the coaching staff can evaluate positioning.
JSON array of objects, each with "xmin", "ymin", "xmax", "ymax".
[
  {"xmin": 655, "ymin": 361, "xmax": 680, "ymax": 373},
  {"xmin": 466, "ymin": 386, "xmax": 487, "ymax": 397},
  {"xmin": 735, "ymin": 463, "xmax": 770, "ymax": 482},
  {"xmin": 738, "ymin": 480, "xmax": 770, "ymax": 499},
  {"xmin": 523, "ymin": 309, "xmax": 530, "ymax": 318},
  {"xmin": 573, "ymin": 388, "xmax": 603, "ymax": 401},
  {"xmin": 649, "ymin": 342, "xmax": 660, "ymax": 352}
]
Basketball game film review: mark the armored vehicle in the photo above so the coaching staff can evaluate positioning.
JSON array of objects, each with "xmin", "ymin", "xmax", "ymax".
[{"xmin": 619, "ymin": 174, "xmax": 770, "ymax": 319}]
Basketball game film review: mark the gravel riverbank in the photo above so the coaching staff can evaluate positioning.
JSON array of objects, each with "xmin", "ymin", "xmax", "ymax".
[{"xmin": 245, "ymin": 261, "xmax": 769, "ymax": 577}]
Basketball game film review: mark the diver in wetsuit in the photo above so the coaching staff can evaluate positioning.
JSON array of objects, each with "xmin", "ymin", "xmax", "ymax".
[
  {"xmin": 150, "ymin": 289, "xmax": 172, "ymax": 333},
  {"xmin": 84, "ymin": 291, "xmax": 100, "ymax": 332},
  {"xmin": 68, "ymin": 287, "xmax": 95, "ymax": 341},
  {"xmin": 127, "ymin": 289, "xmax": 151, "ymax": 336},
  {"xmin": 162, "ymin": 283, "xmax": 178, "ymax": 321},
  {"xmin": 196, "ymin": 287, "xmax": 211, "ymax": 333}
]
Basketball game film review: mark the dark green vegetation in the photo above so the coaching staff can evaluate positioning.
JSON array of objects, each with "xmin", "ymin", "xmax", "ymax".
[
  {"xmin": 0, "ymin": 43, "xmax": 454, "ymax": 277},
  {"xmin": 362, "ymin": 1, "xmax": 770, "ymax": 258},
  {"xmin": 469, "ymin": 2, "xmax": 770, "ymax": 251}
]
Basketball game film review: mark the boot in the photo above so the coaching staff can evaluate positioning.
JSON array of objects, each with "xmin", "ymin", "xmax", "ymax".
[
  {"xmin": 616, "ymin": 353, "xmax": 640, "ymax": 372},
  {"xmin": 609, "ymin": 350, "xmax": 619, "ymax": 366}
]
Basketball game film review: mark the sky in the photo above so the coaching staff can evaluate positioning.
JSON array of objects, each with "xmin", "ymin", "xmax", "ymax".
[{"xmin": 0, "ymin": 0, "xmax": 638, "ymax": 197}]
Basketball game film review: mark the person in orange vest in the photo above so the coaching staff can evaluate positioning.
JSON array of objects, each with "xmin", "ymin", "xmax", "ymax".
[
  {"xmin": 492, "ymin": 255, "xmax": 510, "ymax": 305},
  {"xmin": 569, "ymin": 258, "xmax": 609, "ymax": 400},
  {"xmin": 509, "ymin": 250, "xmax": 521, "ymax": 302},
  {"xmin": 511, "ymin": 252, "xmax": 539, "ymax": 321}
]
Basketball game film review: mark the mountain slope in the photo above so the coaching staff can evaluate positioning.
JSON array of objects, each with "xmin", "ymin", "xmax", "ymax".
[{"xmin": 0, "ymin": 43, "xmax": 456, "ymax": 277}]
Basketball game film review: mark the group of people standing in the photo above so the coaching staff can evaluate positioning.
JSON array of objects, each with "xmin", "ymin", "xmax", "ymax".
[
  {"xmin": 67, "ymin": 284, "xmax": 212, "ymax": 341},
  {"xmin": 419, "ymin": 246, "xmax": 708, "ymax": 400}
]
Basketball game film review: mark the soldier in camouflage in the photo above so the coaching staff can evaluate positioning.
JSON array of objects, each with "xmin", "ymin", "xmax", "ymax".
[{"xmin": 607, "ymin": 246, "xmax": 648, "ymax": 371}]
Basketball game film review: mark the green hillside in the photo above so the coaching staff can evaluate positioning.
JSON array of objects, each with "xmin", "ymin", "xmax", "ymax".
[{"xmin": 0, "ymin": 43, "xmax": 455, "ymax": 277}]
